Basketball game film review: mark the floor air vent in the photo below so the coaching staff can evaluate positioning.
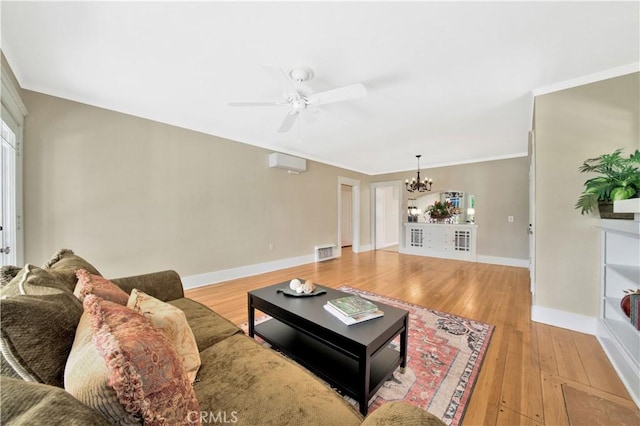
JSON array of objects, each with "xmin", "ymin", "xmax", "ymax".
[{"xmin": 315, "ymin": 244, "xmax": 337, "ymax": 262}]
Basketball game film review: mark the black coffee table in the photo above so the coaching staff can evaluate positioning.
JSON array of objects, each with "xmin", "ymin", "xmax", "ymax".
[{"xmin": 247, "ymin": 281, "xmax": 409, "ymax": 415}]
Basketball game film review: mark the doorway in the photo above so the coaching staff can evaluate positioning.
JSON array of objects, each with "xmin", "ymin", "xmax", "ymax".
[
  {"xmin": 371, "ymin": 181, "xmax": 401, "ymax": 252},
  {"xmin": 337, "ymin": 177, "xmax": 360, "ymax": 256}
]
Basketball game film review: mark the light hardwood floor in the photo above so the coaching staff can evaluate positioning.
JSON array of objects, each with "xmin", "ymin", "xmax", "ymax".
[{"xmin": 186, "ymin": 250, "xmax": 638, "ymax": 425}]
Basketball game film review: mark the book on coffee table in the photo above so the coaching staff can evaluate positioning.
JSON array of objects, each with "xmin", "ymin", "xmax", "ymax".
[
  {"xmin": 324, "ymin": 303, "xmax": 384, "ymax": 325},
  {"xmin": 327, "ymin": 295, "xmax": 378, "ymax": 317}
]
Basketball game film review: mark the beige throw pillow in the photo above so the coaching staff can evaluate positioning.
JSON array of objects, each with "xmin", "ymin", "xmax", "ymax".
[{"xmin": 127, "ymin": 289, "xmax": 201, "ymax": 383}]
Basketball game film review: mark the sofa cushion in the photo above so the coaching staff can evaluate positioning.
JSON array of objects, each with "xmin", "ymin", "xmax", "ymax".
[
  {"xmin": 66, "ymin": 295, "xmax": 200, "ymax": 425},
  {"xmin": 167, "ymin": 298, "xmax": 243, "ymax": 352},
  {"xmin": 43, "ymin": 248, "xmax": 102, "ymax": 290},
  {"xmin": 194, "ymin": 334, "xmax": 363, "ymax": 426},
  {"xmin": 127, "ymin": 289, "xmax": 201, "ymax": 383},
  {"xmin": 74, "ymin": 269, "xmax": 129, "ymax": 305},
  {"xmin": 0, "ymin": 292, "xmax": 83, "ymax": 387},
  {"xmin": 1, "ymin": 376, "xmax": 112, "ymax": 426}
]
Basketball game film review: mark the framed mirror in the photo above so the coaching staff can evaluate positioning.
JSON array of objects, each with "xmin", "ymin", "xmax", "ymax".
[{"xmin": 413, "ymin": 191, "xmax": 475, "ymax": 223}]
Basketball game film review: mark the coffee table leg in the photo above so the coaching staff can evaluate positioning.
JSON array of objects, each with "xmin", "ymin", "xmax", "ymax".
[
  {"xmin": 400, "ymin": 315, "xmax": 408, "ymax": 373},
  {"xmin": 247, "ymin": 294, "xmax": 255, "ymax": 338},
  {"xmin": 358, "ymin": 355, "xmax": 371, "ymax": 416}
]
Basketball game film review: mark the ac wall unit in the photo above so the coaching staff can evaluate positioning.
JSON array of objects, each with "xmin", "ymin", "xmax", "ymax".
[{"xmin": 268, "ymin": 152, "xmax": 307, "ymax": 173}]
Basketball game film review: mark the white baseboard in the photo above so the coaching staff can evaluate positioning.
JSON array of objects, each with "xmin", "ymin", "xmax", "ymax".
[
  {"xmin": 477, "ymin": 255, "xmax": 529, "ymax": 268},
  {"xmin": 354, "ymin": 244, "xmax": 372, "ymax": 253},
  {"xmin": 181, "ymin": 250, "xmax": 523, "ymax": 290},
  {"xmin": 375, "ymin": 242, "xmax": 399, "ymax": 250},
  {"xmin": 181, "ymin": 254, "xmax": 315, "ymax": 290},
  {"xmin": 531, "ymin": 304, "xmax": 597, "ymax": 335}
]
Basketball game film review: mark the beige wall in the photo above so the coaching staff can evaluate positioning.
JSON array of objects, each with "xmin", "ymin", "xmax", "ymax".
[
  {"xmin": 534, "ymin": 72, "xmax": 639, "ymax": 317},
  {"xmin": 373, "ymin": 157, "xmax": 531, "ymax": 261},
  {"xmin": 21, "ymin": 90, "xmax": 370, "ymax": 278}
]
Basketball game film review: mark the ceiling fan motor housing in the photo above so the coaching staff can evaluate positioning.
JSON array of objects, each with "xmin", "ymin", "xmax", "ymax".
[{"xmin": 289, "ymin": 67, "xmax": 314, "ymax": 82}]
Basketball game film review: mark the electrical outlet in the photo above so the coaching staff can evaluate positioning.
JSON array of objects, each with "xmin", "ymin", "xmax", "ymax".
[{"xmin": 508, "ymin": 216, "xmax": 514, "ymax": 223}]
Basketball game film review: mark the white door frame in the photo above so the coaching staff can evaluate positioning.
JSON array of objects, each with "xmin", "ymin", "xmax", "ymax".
[
  {"xmin": 337, "ymin": 177, "xmax": 360, "ymax": 256},
  {"xmin": 370, "ymin": 180, "xmax": 402, "ymax": 251},
  {"xmin": 1, "ymin": 63, "xmax": 27, "ymax": 266}
]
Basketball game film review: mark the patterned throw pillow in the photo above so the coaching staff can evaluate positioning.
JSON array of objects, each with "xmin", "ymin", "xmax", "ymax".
[
  {"xmin": 67, "ymin": 295, "xmax": 201, "ymax": 425},
  {"xmin": 127, "ymin": 289, "xmax": 201, "ymax": 383},
  {"xmin": 65, "ymin": 309, "xmax": 139, "ymax": 424},
  {"xmin": 73, "ymin": 269, "xmax": 129, "ymax": 305}
]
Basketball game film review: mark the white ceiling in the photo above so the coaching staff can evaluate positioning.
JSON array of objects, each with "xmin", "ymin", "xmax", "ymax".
[{"xmin": 2, "ymin": 1, "xmax": 638, "ymax": 175}]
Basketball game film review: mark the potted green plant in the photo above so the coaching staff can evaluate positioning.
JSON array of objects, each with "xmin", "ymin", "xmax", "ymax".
[
  {"xmin": 575, "ymin": 148, "xmax": 640, "ymax": 218},
  {"xmin": 426, "ymin": 201, "xmax": 459, "ymax": 222}
]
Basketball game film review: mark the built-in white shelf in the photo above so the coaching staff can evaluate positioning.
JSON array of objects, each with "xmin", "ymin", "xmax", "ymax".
[{"xmin": 597, "ymin": 206, "xmax": 640, "ymax": 408}]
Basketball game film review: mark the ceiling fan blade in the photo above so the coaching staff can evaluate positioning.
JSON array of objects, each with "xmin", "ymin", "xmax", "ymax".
[
  {"xmin": 278, "ymin": 112, "xmax": 299, "ymax": 133},
  {"xmin": 261, "ymin": 64, "xmax": 300, "ymax": 94},
  {"xmin": 307, "ymin": 83, "xmax": 367, "ymax": 106},
  {"xmin": 228, "ymin": 101, "xmax": 285, "ymax": 107}
]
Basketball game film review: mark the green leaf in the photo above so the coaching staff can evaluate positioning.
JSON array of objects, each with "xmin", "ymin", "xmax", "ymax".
[
  {"xmin": 575, "ymin": 193, "xmax": 599, "ymax": 215},
  {"xmin": 611, "ymin": 186, "xmax": 636, "ymax": 201}
]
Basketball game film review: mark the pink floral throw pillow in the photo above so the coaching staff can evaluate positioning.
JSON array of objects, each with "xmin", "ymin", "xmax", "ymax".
[
  {"xmin": 128, "ymin": 289, "xmax": 201, "ymax": 383},
  {"xmin": 73, "ymin": 269, "xmax": 129, "ymax": 305},
  {"xmin": 84, "ymin": 294, "xmax": 201, "ymax": 425}
]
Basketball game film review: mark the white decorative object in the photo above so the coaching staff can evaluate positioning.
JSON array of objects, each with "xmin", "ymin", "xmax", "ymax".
[{"xmin": 289, "ymin": 279, "xmax": 302, "ymax": 291}]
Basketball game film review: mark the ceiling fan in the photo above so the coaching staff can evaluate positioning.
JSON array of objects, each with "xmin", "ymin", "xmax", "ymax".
[{"xmin": 228, "ymin": 66, "xmax": 367, "ymax": 133}]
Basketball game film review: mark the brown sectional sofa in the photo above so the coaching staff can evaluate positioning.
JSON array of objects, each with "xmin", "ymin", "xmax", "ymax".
[{"xmin": 0, "ymin": 251, "xmax": 444, "ymax": 425}]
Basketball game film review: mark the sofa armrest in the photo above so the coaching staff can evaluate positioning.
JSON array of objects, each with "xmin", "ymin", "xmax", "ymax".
[
  {"xmin": 111, "ymin": 270, "xmax": 184, "ymax": 302},
  {"xmin": 361, "ymin": 402, "xmax": 445, "ymax": 426}
]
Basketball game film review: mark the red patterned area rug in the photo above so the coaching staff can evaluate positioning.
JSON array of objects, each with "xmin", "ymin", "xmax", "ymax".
[{"xmin": 241, "ymin": 286, "xmax": 494, "ymax": 426}]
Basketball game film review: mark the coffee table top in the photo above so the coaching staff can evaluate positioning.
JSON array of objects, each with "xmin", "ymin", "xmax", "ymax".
[{"xmin": 249, "ymin": 280, "xmax": 408, "ymax": 347}]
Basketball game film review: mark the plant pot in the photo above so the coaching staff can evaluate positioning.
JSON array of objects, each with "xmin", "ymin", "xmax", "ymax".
[{"xmin": 598, "ymin": 202, "xmax": 634, "ymax": 220}]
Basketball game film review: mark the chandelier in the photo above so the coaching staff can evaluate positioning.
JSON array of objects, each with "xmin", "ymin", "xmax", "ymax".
[{"xmin": 405, "ymin": 155, "xmax": 433, "ymax": 193}]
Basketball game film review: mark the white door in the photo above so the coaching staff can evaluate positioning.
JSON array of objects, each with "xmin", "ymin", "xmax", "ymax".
[
  {"xmin": 341, "ymin": 185, "xmax": 352, "ymax": 247},
  {"xmin": 528, "ymin": 130, "xmax": 536, "ymax": 295},
  {"xmin": 371, "ymin": 181, "xmax": 402, "ymax": 251},
  {"xmin": 1, "ymin": 111, "xmax": 18, "ymax": 266},
  {"xmin": 375, "ymin": 187, "xmax": 386, "ymax": 249}
]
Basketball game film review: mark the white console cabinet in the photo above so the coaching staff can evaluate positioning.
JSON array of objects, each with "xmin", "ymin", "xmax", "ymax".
[
  {"xmin": 597, "ymin": 214, "xmax": 640, "ymax": 407},
  {"xmin": 402, "ymin": 223, "xmax": 477, "ymax": 261}
]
